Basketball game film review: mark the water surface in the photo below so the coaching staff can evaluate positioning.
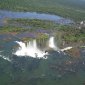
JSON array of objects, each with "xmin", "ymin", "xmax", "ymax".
[{"xmin": 0, "ymin": 10, "xmax": 73, "ymax": 25}]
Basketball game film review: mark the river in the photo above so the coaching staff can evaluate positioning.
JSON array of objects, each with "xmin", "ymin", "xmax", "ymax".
[{"xmin": 0, "ymin": 10, "xmax": 74, "ymax": 26}]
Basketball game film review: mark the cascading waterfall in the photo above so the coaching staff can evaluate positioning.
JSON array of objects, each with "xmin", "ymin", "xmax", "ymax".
[
  {"xmin": 13, "ymin": 40, "xmax": 48, "ymax": 59},
  {"xmin": 61, "ymin": 47, "xmax": 73, "ymax": 52},
  {"xmin": 48, "ymin": 36, "xmax": 59, "ymax": 50},
  {"xmin": 33, "ymin": 40, "xmax": 37, "ymax": 49},
  {"xmin": 48, "ymin": 36, "xmax": 73, "ymax": 52},
  {"xmin": 13, "ymin": 36, "xmax": 73, "ymax": 59},
  {"xmin": 14, "ymin": 36, "xmax": 59, "ymax": 58}
]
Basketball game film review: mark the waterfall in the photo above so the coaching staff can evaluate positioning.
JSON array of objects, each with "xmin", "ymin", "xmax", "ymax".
[
  {"xmin": 48, "ymin": 36, "xmax": 72, "ymax": 52},
  {"xmin": 13, "ymin": 40, "xmax": 48, "ymax": 59},
  {"xmin": 48, "ymin": 36, "xmax": 59, "ymax": 50},
  {"xmin": 61, "ymin": 47, "xmax": 73, "ymax": 52},
  {"xmin": 13, "ymin": 36, "xmax": 73, "ymax": 59},
  {"xmin": 33, "ymin": 40, "xmax": 37, "ymax": 49}
]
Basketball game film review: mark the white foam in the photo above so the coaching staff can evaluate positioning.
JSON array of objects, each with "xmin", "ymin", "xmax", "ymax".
[
  {"xmin": 48, "ymin": 36, "xmax": 73, "ymax": 52},
  {"xmin": 0, "ymin": 55, "xmax": 11, "ymax": 62},
  {"xmin": 61, "ymin": 47, "xmax": 73, "ymax": 52},
  {"xmin": 13, "ymin": 40, "xmax": 48, "ymax": 59},
  {"xmin": 48, "ymin": 36, "xmax": 59, "ymax": 50},
  {"xmin": 13, "ymin": 36, "xmax": 73, "ymax": 58}
]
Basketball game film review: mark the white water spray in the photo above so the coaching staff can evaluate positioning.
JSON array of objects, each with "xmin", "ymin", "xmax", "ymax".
[
  {"xmin": 48, "ymin": 36, "xmax": 72, "ymax": 52},
  {"xmin": 0, "ymin": 54, "xmax": 11, "ymax": 62},
  {"xmin": 13, "ymin": 36, "xmax": 73, "ymax": 58},
  {"xmin": 48, "ymin": 36, "xmax": 59, "ymax": 50},
  {"xmin": 0, "ymin": 51, "xmax": 11, "ymax": 62},
  {"xmin": 61, "ymin": 47, "xmax": 73, "ymax": 52},
  {"xmin": 13, "ymin": 40, "xmax": 48, "ymax": 59}
]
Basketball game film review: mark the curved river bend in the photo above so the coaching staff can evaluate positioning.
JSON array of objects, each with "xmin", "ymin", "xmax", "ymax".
[{"xmin": 0, "ymin": 10, "xmax": 74, "ymax": 25}]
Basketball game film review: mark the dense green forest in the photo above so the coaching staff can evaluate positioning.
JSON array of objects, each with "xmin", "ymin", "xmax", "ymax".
[
  {"xmin": 0, "ymin": 0, "xmax": 85, "ymax": 20},
  {"xmin": 0, "ymin": 19, "xmax": 85, "ymax": 44}
]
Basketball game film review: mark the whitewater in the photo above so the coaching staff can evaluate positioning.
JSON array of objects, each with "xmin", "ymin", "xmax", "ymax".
[{"xmin": 13, "ymin": 36, "xmax": 72, "ymax": 59}]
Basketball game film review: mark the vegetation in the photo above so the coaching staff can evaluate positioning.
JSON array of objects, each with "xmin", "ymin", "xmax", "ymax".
[
  {"xmin": 0, "ymin": 19, "xmax": 85, "ymax": 45},
  {"xmin": 0, "ymin": 0, "xmax": 85, "ymax": 21},
  {"xmin": 0, "ymin": 26, "xmax": 28, "ymax": 33},
  {"xmin": 8, "ymin": 19, "xmax": 58, "ymax": 29},
  {"xmin": 0, "ymin": 1, "xmax": 85, "ymax": 85}
]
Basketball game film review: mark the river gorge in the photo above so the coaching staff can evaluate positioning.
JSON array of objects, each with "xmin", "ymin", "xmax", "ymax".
[{"xmin": 0, "ymin": 10, "xmax": 85, "ymax": 85}]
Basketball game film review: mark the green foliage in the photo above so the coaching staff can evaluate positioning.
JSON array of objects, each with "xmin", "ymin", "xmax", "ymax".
[
  {"xmin": 0, "ymin": 26, "xmax": 29, "ymax": 33},
  {"xmin": 0, "ymin": 19, "xmax": 85, "ymax": 43},
  {"xmin": 8, "ymin": 19, "xmax": 58, "ymax": 29},
  {"xmin": 0, "ymin": 0, "xmax": 85, "ymax": 20}
]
